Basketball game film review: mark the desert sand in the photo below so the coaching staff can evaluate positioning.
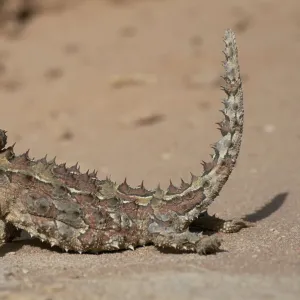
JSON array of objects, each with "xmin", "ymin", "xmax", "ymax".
[{"xmin": 0, "ymin": 0, "xmax": 300, "ymax": 299}]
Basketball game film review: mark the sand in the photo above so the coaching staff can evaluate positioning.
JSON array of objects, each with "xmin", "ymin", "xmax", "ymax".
[{"xmin": 0, "ymin": 0, "xmax": 300, "ymax": 299}]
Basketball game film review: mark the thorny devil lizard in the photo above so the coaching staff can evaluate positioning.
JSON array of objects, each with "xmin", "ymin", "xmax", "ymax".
[{"xmin": 0, "ymin": 29, "xmax": 250, "ymax": 255}]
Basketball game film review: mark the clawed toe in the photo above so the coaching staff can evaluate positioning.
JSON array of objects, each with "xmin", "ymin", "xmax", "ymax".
[
  {"xmin": 196, "ymin": 236, "xmax": 222, "ymax": 255},
  {"xmin": 220, "ymin": 219, "xmax": 253, "ymax": 233}
]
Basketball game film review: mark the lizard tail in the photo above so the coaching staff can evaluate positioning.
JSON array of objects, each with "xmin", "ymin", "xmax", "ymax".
[{"xmin": 116, "ymin": 29, "xmax": 244, "ymax": 221}]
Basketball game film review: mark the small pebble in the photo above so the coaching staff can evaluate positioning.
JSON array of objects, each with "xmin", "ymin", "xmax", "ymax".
[
  {"xmin": 161, "ymin": 152, "xmax": 171, "ymax": 160},
  {"xmin": 263, "ymin": 124, "xmax": 275, "ymax": 133}
]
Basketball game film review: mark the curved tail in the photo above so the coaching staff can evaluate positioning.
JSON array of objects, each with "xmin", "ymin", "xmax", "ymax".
[{"xmin": 116, "ymin": 29, "xmax": 244, "ymax": 221}]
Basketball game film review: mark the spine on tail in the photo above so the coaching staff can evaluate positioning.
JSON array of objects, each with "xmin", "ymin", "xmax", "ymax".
[{"xmin": 134, "ymin": 29, "xmax": 245, "ymax": 222}]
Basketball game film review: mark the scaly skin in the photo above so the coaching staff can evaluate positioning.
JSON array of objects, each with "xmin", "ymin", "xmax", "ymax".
[{"xmin": 0, "ymin": 29, "xmax": 247, "ymax": 254}]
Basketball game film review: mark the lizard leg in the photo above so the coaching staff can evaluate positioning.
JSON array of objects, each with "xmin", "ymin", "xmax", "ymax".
[
  {"xmin": 190, "ymin": 211, "xmax": 252, "ymax": 233},
  {"xmin": 151, "ymin": 228, "xmax": 222, "ymax": 255}
]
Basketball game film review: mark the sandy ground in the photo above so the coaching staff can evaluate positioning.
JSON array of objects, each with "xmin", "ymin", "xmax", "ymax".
[{"xmin": 0, "ymin": 0, "xmax": 300, "ymax": 299}]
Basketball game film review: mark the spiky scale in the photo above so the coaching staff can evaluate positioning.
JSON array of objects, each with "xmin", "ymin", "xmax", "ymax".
[
  {"xmin": 82, "ymin": 172, "xmax": 89, "ymax": 182},
  {"xmin": 201, "ymin": 161, "xmax": 216, "ymax": 173},
  {"xmin": 68, "ymin": 162, "xmax": 80, "ymax": 173},
  {"xmin": 180, "ymin": 178, "xmax": 190, "ymax": 190},
  {"xmin": 0, "ymin": 130, "xmax": 7, "ymax": 149},
  {"xmin": 48, "ymin": 156, "xmax": 56, "ymax": 165},
  {"xmin": 37, "ymin": 155, "xmax": 48, "ymax": 164},
  {"xmin": 24, "ymin": 149, "xmax": 30, "ymax": 157},
  {"xmin": 118, "ymin": 178, "xmax": 129, "ymax": 192},
  {"xmin": 17, "ymin": 153, "xmax": 29, "ymax": 163},
  {"xmin": 154, "ymin": 184, "xmax": 164, "ymax": 199},
  {"xmin": 140, "ymin": 181, "xmax": 144, "ymax": 189},
  {"xmin": 190, "ymin": 172, "xmax": 198, "ymax": 183},
  {"xmin": 216, "ymin": 120, "xmax": 231, "ymax": 136},
  {"xmin": 167, "ymin": 180, "xmax": 178, "ymax": 194},
  {"xmin": 90, "ymin": 169, "xmax": 98, "ymax": 177}
]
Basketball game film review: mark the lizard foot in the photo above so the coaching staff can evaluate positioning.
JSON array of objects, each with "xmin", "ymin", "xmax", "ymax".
[
  {"xmin": 152, "ymin": 229, "xmax": 222, "ymax": 255},
  {"xmin": 190, "ymin": 211, "xmax": 253, "ymax": 233}
]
